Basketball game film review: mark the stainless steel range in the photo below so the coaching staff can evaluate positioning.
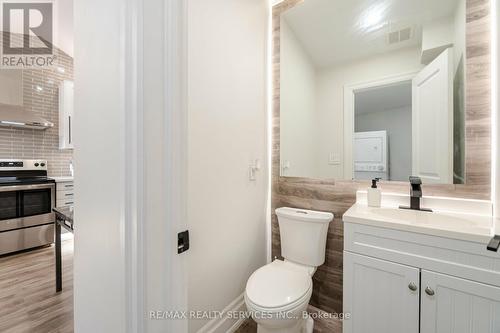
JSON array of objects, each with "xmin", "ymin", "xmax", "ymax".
[{"xmin": 0, "ymin": 159, "xmax": 55, "ymax": 255}]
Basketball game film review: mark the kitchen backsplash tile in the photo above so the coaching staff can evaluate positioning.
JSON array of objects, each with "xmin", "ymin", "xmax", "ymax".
[{"xmin": 0, "ymin": 44, "xmax": 73, "ymax": 177}]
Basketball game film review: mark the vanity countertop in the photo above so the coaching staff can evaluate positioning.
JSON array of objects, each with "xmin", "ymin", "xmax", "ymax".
[{"xmin": 343, "ymin": 203, "xmax": 495, "ymax": 244}]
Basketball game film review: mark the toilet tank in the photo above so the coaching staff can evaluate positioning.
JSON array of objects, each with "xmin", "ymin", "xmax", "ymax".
[{"xmin": 276, "ymin": 207, "xmax": 333, "ymax": 267}]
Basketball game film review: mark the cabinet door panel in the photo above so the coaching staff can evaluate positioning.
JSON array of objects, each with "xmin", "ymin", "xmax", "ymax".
[
  {"xmin": 421, "ymin": 270, "xmax": 500, "ymax": 333},
  {"xmin": 343, "ymin": 252, "xmax": 420, "ymax": 333}
]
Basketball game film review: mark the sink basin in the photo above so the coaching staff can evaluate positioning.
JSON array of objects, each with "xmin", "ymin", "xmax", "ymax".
[{"xmin": 343, "ymin": 204, "xmax": 495, "ymax": 243}]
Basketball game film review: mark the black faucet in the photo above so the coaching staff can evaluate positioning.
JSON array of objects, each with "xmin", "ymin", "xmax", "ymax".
[{"xmin": 399, "ymin": 176, "xmax": 432, "ymax": 212}]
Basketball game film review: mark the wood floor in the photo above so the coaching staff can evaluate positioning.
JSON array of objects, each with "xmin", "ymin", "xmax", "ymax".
[
  {"xmin": 0, "ymin": 240, "xmax": 74, "ymax": 333},
  {"xmin": 0, "ymin": 241, "xmax": 341, "ymax": 333},
  {"xmin": 234, "ymin": 305, "xmax": 342, "ymax": 333}
]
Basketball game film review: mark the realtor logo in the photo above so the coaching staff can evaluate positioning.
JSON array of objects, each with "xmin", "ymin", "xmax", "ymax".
[{"xmin": 1, "ymin": 1, "xmax": 55, "ymax": 68}]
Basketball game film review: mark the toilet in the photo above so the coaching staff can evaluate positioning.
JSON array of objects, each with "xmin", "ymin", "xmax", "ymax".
[{"xmin": 244, "ymin": 207, "xmax": 333, "ymax": 333}]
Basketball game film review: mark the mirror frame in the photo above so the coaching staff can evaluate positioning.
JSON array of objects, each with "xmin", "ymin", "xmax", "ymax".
[{"xmin": 272, "ymin": 0, "xmax": 492, "ymax": 201}]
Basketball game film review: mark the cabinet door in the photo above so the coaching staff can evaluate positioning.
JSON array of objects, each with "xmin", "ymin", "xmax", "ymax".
[
  {"xmin": 421, "ymin": 270, "xmax": 500, "ymax": 333},
  {"xmin": 59, "ymin": 80, "xmax": 74, "ymax": 149},
  {"xmin": 343, "ymin": 252, "xmax": 420, "ymax": 333}
]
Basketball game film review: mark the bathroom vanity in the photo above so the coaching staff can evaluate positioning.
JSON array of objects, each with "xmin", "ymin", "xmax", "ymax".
[
  {"xmin": 268, "ymin": 0, "xmax": 500, "ymax": 331},
  {"xmin": 343, "ymin": 195, "xmax": 500, "ymax": 333}
]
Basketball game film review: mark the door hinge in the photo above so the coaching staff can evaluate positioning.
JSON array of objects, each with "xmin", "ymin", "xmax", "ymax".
[{"xmin": 177, "ymin": 230, "xmax": 190, "ymax": 254}]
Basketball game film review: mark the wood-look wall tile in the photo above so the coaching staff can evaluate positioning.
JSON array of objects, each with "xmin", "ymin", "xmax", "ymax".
[{"xmin": 272, "ymin": 0, "xmax": 491, "ymax": 315}]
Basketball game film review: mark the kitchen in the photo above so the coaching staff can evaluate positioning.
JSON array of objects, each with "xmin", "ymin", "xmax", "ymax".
[{"xmin": 0, "ymin": 0, "xmax": 75, "ymax": 331}]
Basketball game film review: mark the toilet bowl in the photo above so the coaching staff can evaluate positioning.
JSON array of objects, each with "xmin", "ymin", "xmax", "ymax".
[
  {"xmin": 244, "ymin": 207, "xmax": 333, "ymax": 333},
  {"xmin": 245, "ymin": 260, "xmax": 313, "ymax": 333}
]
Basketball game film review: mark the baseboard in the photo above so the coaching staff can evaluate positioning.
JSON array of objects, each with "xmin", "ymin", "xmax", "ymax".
[{"xmin": 197, "ymin": 293, "xmax": 247, "ymax": 333}]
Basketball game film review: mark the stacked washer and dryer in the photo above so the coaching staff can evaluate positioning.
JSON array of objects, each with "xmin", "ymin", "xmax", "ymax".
[{"xmin": 353, "ymin": 130, "xmax": 389, "ymax": 181}]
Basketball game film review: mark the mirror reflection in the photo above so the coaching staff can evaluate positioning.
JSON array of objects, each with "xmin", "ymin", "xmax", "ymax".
[{"xmin": 280, "ymin": 0, "xmax": 465, "ymax": 184}]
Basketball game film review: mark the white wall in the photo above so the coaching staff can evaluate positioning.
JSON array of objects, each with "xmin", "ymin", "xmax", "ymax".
[
  {"xmin": 453, "ymin": 0, "xmax": 466, "ymax": 74},
  {"xmin": 494, "ymin": 0, "xmax": 500, "ymax": 232},
  {"xmin": 315, "ymin": 46, "xmax": 424, "ymax": 179},
  {"xmin": 280, "ymin": 18, "xmax": 318, "ymax": 177},
  {"xmin": 73, "ymin": 0, "xmax": 126, "ymax": 331},
  {"xmin": 186, "ymin": 0, "xmax": 268, "ymax": 332},
  {"xmin": 355, "ymin": 106, "xmax": 412, "ymax": 181},
  {"xmin": 422, "ymin": 17, "xmax": 454, "ymax": 50},
  {"xmin": 7, "ymin": 0, "xmax": 74, "ymax": 57},
  {"xmin": 56, "ymin": 0, "xmax": 74, "ymax": 57}
]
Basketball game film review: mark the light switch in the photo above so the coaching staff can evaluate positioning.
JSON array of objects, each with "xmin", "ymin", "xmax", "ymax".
[
  {"xmin": 249, "ymin": 159, "xmax": 261, "ymax": 181},
  {"xmin": 281, "ymin": 160, "xmax": 290, "ymax": 176}
]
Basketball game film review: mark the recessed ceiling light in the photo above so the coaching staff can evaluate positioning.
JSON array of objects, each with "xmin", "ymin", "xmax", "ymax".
[{"xmin": 359, "ymin": 2, "xmax": 389, "ymax": 33}]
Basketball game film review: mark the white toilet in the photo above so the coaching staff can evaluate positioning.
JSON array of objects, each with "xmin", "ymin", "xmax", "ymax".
[{"xmin": 244, "ymin": 207, "xmax": 333, "ymax": 333}]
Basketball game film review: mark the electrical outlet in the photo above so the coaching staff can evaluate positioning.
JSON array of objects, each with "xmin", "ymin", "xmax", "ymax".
[{"xmin": 328, "ymin": 153, "xmax": 341, "ymax": 165}]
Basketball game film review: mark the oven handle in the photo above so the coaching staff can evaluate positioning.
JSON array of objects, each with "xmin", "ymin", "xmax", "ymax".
[{"xmin": 0, "ymin": 183, "xmax": 55, "ymax": 192}]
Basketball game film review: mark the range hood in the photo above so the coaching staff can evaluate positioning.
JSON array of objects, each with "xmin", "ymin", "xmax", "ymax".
[{"xmin": 0, "ymin": 103, "xmax": 53, "ymax": 130}]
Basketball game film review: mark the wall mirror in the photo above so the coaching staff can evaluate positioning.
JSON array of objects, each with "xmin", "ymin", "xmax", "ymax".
[{"xmin": 279, "ymin": 0, "xmax": 469, "ymax": 184}]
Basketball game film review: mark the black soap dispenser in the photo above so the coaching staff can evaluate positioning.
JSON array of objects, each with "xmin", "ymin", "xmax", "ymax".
[{"xmin": 367, "ymin": 178, "xmax": 381, "ymax": 207}]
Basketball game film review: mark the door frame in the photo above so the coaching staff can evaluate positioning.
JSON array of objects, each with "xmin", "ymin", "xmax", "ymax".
[
  {"xmin": 343, "ymin": 71, "xmax": 418, "ymax": 180},
  {"xmin": 74, "ymin": 0, "xmax": 188, "ymax": 332},
  {"xmin": 124, "ymin": 0, "xmax": 189, "ymax": 331},
  {"xmin": 161, "ymin": 0, "xmax": 189, "ymax": 332}
]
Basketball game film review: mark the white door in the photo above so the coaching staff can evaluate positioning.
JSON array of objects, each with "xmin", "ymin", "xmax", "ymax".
[
  {"xmin": 421, "ymin": 270, "xmax": 500, "ymax": 333},
  {"xmin": 412, "ymin": 48, "xmax": 453, "ymax": 184},
  {"xmin": 343, "ymin": 252, "xmax": 420, "ymax": 333}
]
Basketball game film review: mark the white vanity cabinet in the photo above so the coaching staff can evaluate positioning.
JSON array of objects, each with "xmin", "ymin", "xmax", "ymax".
[
  {"xmin": 343, "ymin": 252, "xmax": 420, "ymax": 333},
  {"xmin": 343, "ymin": 217, "xmax": 500, "ymax": 333},
  {"xmin": 59, "ymin": 80, "xmax": 74, "ymax": 149},
  {"xmin": 420, "ymin": 270, "xmax": 500, "ymax": 333}
]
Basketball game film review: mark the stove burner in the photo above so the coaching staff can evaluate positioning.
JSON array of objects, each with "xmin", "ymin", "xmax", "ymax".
[{"xmin": 0, "ymin": 159, "xmax": 52, "ymax": 185}]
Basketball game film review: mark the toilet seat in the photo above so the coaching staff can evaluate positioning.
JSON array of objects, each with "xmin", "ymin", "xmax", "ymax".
[{"xmin": 245, "ymin": 260, "xmax": 312, "ymax": 311}]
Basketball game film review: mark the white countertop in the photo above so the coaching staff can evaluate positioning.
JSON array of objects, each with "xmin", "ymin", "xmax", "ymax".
[
  {"xmin": 50, "ymin": 176, "xmax": 74, "ymax": 182},
  {"xmin": 343, "ymin": 203, "xmax": 495, "ymax": 244}
]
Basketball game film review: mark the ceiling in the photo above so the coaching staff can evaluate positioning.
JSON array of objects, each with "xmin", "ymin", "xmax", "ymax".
[
  {"xmin": 282, "ymin": 0, "xmax": 460, "ymax": 68},
  {"xmin": 355, "ymin": 81, "xmax": 412, "ymax": 114}
]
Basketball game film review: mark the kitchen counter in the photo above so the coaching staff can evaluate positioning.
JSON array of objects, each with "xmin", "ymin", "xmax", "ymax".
[
  {"xmin": 50, "ymin": 176, "xmax": 74, "ymax": 182},
  {"xmin": 343, "ymin": 203, "xmax": 495, "ymax": 244}
]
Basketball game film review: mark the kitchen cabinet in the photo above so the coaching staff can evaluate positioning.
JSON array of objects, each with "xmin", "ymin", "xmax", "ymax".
[
  {"xmin": 59, "ymin": 80, "xmax": 74, "ymax": 149},
  {"xmin": 54, "ymin": 178, "xmax": 74, "ymax": 207}
]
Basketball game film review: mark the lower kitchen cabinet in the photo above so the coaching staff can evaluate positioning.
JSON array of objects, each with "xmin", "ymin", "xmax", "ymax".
[{"xmin": 421, "ymin": 270, "xmax": 500, "ymax": 333}]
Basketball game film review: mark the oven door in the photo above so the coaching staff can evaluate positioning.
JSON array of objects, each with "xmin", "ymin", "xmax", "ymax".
[{"xmin": 0, "ymin": 183, "xmax": 55, "ymax": 232}]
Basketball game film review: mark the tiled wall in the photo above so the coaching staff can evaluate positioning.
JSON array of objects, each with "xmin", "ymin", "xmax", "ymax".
[
  {"xmin": 272, "ymin": 0, "xmax": 491, "ymax": 315},
  {"xmin": 0, "ymin": 45, "xmax": 74, "ymax": 177}
]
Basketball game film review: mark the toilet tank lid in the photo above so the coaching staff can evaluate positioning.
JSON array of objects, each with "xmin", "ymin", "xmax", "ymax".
[{"xmin": 275, "ymin": 207, "xmax": 333, "ymax": 224}]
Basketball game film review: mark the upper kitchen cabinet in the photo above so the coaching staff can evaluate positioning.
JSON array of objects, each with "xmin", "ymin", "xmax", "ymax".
[{"xmin": 59, "ymin": 80, "xmax": 74, "ymax": 149}]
